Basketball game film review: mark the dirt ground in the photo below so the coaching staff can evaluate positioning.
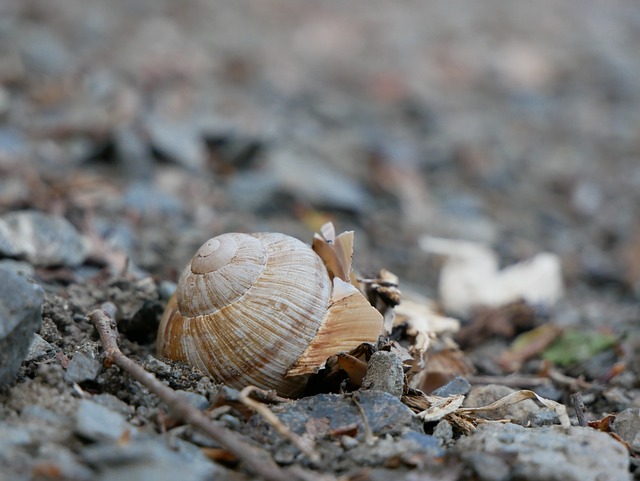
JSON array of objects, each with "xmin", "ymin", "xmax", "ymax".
[{"xmin": 1, "ymin": 1, "xmax": 640, "ymax": 480}]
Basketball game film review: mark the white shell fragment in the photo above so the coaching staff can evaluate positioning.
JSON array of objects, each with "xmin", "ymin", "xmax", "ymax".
[{"xmin": 420, "ymin": 236, "xmax": 564, "ymax": 318}]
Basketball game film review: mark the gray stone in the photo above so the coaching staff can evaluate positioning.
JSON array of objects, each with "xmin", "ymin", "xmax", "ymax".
[
  {"xmin": 251, "ymin": 391, "xmax": 421, "ymax": 443},
  {"xmin": 456, "ymin": 424, "xmax": 630, "ymax": 481},
  {"xmin": 64, "ymin": 351, "xmax": 102, "ymax": 383},
  {"xmin": 432, "ymin": 375, "xmax": 471, "ymax": 397},
  {"xmin": 362, "ymin": 351, "xmax": 405, "ymax": 398},
  {"xmin": 175, "ymin": 390, "xmax": 209, "ymax": 411},
  {"xmin": 0, "ymin": 259, "xmax": 35, "ymax": 278},
  {"xmin": 74, "ymin": 399, "xmax": 135, "ymax": 442},
  {"xmin": 0, "ymin": 210, "xmax": 88, "ymax": 267},
  {"xmin": 433, "ymin": 419, "xmax": 453, "ymax": 444},
  {"xmin": 348, "ymin": 432, "xmax": 442, "ymax": 466},
  {"xmin": 24, "ymin": 333, "xmax": 54, "ymax": 362},
  {"xmin": 612, "ymin": 408, "xmax": 640, "ymax": 452},
  {"xmin": 0, "ymin": 267, "xmax": 44, "ymax": 386},
  {"xmin": 81, "ymin": 438, "xmax": 221, "ymax": 481},
  {"xmin": 92, "ymin": 394, "xmax": 135, "ymax": 417}
]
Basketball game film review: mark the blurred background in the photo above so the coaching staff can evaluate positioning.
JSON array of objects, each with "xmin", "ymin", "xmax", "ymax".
[{"xmin": 1, "ymin": 0, "xmax": 639, "ymax": 328}]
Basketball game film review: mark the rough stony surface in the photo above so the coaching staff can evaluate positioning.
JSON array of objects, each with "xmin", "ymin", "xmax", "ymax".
[
  {"xmin": 613, "ymin": 409, "xmax": 640, "ymax": 453},
  {"xmin": 0, "ymin": 211, "xmax": 88, "ymax": 267},
  {"xmin": 0, "ymin": 267, "xmax": 44, "ymax": 386},
  {"xmin": 456, "ymin": 424, "xmax": 631, "ymax": 481},
  {"xmin": 362, "ymin": 351, "xmax": 405, "ymax": 398},
  {"xmin": 0, "ymin": 0, "xmax": 639, "ymax": 479}
]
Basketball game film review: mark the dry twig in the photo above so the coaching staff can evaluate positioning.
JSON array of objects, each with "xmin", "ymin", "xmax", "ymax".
[
  {"xmin": 239, "ymin": 386, "xmax": 321, "ymax": 465},
  {"xmin": 89, "ymin": 302, "xmax": 296, "ymax": 481},
  {"xmin": 570, "ymin": 392, "xmax": 588, "ymax": 427}
]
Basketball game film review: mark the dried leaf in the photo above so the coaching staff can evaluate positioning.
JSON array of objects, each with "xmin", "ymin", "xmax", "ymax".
[
  {"xmin": 312, "ymin": 222, "xmax": 354, "ymax": 282},
  {"xmin": 542, "ymin": 329, "xmax": 617, "ymax": 367},
  {"xmin": 416, "ymin": 395, "xmax": 465, "ymax": 422},
  {"xmin": 499, "ymin": 323, "xmax": 563, "ymax": 371},
  {"xmin": 457, "ymin": 389, "xmax": 570, "ymax": 429}
]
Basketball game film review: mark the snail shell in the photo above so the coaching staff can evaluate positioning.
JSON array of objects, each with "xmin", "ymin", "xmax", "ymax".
[{"xmin": 157, "ymin": 232, "xmax": 383, "ymax": 397}]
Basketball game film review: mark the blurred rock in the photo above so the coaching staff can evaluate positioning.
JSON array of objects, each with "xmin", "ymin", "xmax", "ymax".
[
  {"xmin": 362, "ymin": 351, "xmax": 404, "ymax": 398},
  {"xmin": 74, "ymin": 399, "xmax": 135, "ymax": 442},
  {"xmin": 25, "ymin": 334, "xmax": 55, "ymax": 362},
  {"xmin": 0, "ymin": 210, "xmax": 88, "ymax": 267},
  {"xmin": 146, "ymin": 117, "xmax": 207, "ymax": 171},
  {"xmin": 250, "ymin": 391, "xmax": 421, "ymax": 443},
  {"xmin": 0, "ymin": 267, "xmax": 44, "ymax": 386},
  {"xmin": 0, "ymin": 259, "xmax": 35, "ymax": 278},
  {"xmin": 64, "ymin": 351, "xmax": 102, "ymax": 384},
  {"xmin": 431, "ymin": 375, "xmax": 471, "ymax": 397},
  {"xmin": 81, "ymin": 438, "xmax": 222, "ymax": 481},
  {"xmin": 612, "ymin": 408, "xmax": 640, "ymax": 452},
  {"xmin": 123, "ymin": 183, "xmax": 184, "ymax": 218},
  {"xmin": 456, "ymin": 424, "xmax": 629, "ymax": 481},
  {"xmin": 231, "ymin": 146, "xmax": 371, "ymax": 215}
]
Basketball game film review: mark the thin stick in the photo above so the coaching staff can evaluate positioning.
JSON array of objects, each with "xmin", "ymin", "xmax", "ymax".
[
  {"xmin": 570, "ymin": 392, "xmax": 588, "ymax": 427},
  {"xmin": 89, "ymin": 303, "xmax": 296, "ymax": 481},
  {"xmin": 239, "ymin": 386, "xmax": 321, "ymax": 465},
  {"xmin": 351, "ymin": 394, "xmax": 375, "ymax": 446}
]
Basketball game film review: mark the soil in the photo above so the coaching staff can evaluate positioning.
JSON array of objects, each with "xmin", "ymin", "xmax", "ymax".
[{"xmin": 1, "ymin": 0, "xmax": 640, "ymax": 480}]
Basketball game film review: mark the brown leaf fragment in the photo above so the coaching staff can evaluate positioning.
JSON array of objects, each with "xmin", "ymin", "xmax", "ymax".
[
  {"xmin": 336, "ymin": 353, "xmax": 368, "ymax": 387},
  {"xmin": 312, "ymin": 223, "xmax": 355, "ymax": 282},
  {"xmin": 360, "ymin": 269, "xmax": 402, "ymax": 308},
  {"xmin": 499, "ymin": 323, "xmax": 563, "ymax": 372},
  {"xmin": 200, "ymin": 447, "xmax": 239, "ymax": 465}
]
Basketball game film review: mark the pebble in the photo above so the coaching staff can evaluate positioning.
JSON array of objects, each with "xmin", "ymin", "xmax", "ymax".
[
  {"xmin": 0, "ymin": 266, "xmax": 44, "ymax": 386},
  {"xmin": 456, "ymin": 424, "xmax": 630, "ymax": 481},
  {"xmin": 64, "ymin": 351, "xmax": 102, "ymax": 384},
  {"xmin": 362, "ymin": 351, "xmax": 405, "ymax": 398},
  {"xmin": 81, "ymin": 438, "xmax": 222, "ymax": 481},
  {"xmin": 0, "ymin": 210, "xmax": 88, "ymax": 267},
  {"xmin": 0, "ymin": 259, "xmax": 35, "ymax": 278},
  {"xmin": 24, "ymin": 334, "xmax": 55, "ymax": 362},
  {"xmin": 612, "ymin": 408, "xmax": 640, "ymax": 452},
  {"xmin": 74, "ymin": 399, "xmax": 135, "ymax": 442},
  {"xmin": 251, "ymin": 391, "xmax": 421, "ymax": 443},
  {"xmin": 431, "ymin": 375, "xmax": 471, "ymax": 397},
  {"xmin": 347, "ymin": 431, "xmax": 442, "ymax": 466},
  {"xmin": 174, "ymin": 390, "xmax": 210, "ymax": 411}
]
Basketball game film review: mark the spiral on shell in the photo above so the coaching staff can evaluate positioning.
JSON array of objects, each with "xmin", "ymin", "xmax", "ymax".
[{"xmin": 157, "ymin": 231, "xmax": 383, "ymax": 397}]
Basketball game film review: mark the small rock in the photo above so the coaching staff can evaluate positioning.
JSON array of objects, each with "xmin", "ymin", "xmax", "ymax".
[
  {"xmin": 92, "ymin": 394, "xmax": 135, "ymax": 417},
  {"xmin": 348, "ymin": 432, "xmax": 442, "ymax": 466},
  {"xmin": 146, "ymin": 117, "xmax": 207, "ymax": 171},
  {"xmin": 463, "ymin": 384, "xmax": 540, "ymax": 425},
  {"xmin": 612, "ymin": 408, "xmax": 640, "ymax": 452},
  {"xmin": 432, "ymin": 419, "xmax": 453, "ymax": 444},
  {"xmin": 64, "ymin": 351, "xmax": 102, "ymax": 384},
  {"xmin": 0, "ymin": 210, "xmax": 88, "ymax": 267},
  {"xmin": 251, "ymin": 391, "xmax": 421, "ymax": 444},
  {"xmin": 158, "ymin": 280, "xmax": 177, "ymax": 300},
  {"xmin": 456, "ymin": 424, "xmax": 630, "ymax": 481},
  {"xmin": 0, "ymin": 259, "xmax": 35, "ymax": 277},
  {"xmin": 362, "ymin": 351, "xmax": 405, "ymax": 398},
  {"xmin": 123, "ymin": 182, "xmax": 184, "ymax": 218},
  {"xmin": 432, "ymin": 375, "xmax": 471, "ymax": 397},
  {"xmin": 175, "ymin": 390, "xmax": 209, "ymax": 411},
  {"xmin": 0, "ymin": 267, "xmax": 44, "ymax": 386},
  {"xmin": 24, "ymin": 334, "xmax": 55, "ymax": 362},
  {"xmin": 74, "ymin": 399, "xmax": 135, "ymax": 442},
  {"xmin": 81, "ymin": 438, "xmax": 221, "ymax": 481}
]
